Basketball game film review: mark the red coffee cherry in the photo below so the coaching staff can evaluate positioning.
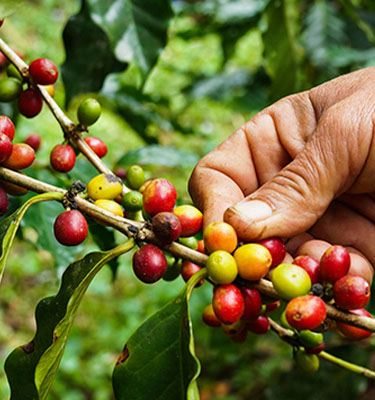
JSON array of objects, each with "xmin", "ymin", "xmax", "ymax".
[
  {"xmin": 336, "ymin": 308, "xmax": 373, "ymax": 340},
  {"xmin": 0, "ymin": 186, "xmax": 9, "ymax": 216},
  {"xmin": 241, "ymin": 287, "xmax": 262, "ymax": 322},
  {"xmin": 50, "ymin": 144, "xmax": 76, "ymax": 172},
  {"xmin": 151, "ymin": 212, "xmax": 182, "ymax": 244},
  {"xmin": 293, "ymin": 255, "xmax": 320, "ymax": 285},
  {"xmin": 333, "ymin": 275, "xmax": 371, "ymax": 310},
  {"xmin": 0, "ymin": 132, "xmax": 13, "ymax": 163},
  {"xmin": 304, "ymin": 342, "xmax": 325, "ymax": 355},
  {"xmin": 180, "ymin": 260, "xmax": 204, "ymax": 287},
  {"xmin": 319, "ymin": 245, "xmax": 350, "ymax": 283},
  {"xmin": 132, "ymin": 244, "xmax": 168, "ymax": 284},
  {"xmin": 202, "ymin": 304, "xmax": 221, "ymax": 328},
  {"xmin": 29, "ymin": 58, "xmax": 58, "ymax": 85},
  {"xmin": 256, "ymin": 237, "xmax": 286, "ymax": 268},
  {"xmin": 285, "ymin": 295, "xmax": 327, "ymax": 330},
  {"xmin": 172, "ymin": 205, "xmax": 203, "ymax": 237},
  {"xmin": 84, "ymin": 136, "xmax": 107, "ymax": 158},
  {"xmin": 212, "ymin": 284, "xmax": 244, "ymax": 324},
  {"xmin": 142, "ymin": 178, "xmax": 177, "ymax": 216},
  {"xmin": 3, "ymin": 143, "xmax": 35, "ymax": 170},
  {"xmin": 265, "ymin": 301, "xmax": 280, "ymax": 314},
  {"xmin": 25, "ymin": 133, "xmax": 42, "ymax": 151},
  {"xmin": 247, "ymin": 315, "xmax": 270, "ymax": 335},
  {"xmin": 0, "ymin": 115, "xmax": 15, "ymax": 140},
  {"xmin": 54, "ymin": 210, "xmax": 88, "ymax": 246},
  {"xmin": 18, "ymin": 88, "xmax": 43, "ymax": 118}
]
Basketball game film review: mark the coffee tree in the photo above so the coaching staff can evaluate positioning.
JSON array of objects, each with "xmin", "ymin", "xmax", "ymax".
[{"xmin": 1, "ymin": 1, "xmax": 375, "ymax": 399}]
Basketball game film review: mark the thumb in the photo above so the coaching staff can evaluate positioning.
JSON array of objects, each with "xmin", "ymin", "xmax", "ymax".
[{"xmin": 224, "ymin": 105, "xmax": 370, "ymax": 241}]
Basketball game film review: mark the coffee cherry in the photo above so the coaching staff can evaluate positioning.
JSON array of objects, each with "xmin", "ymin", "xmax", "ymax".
[
  {"xmin": 139, "ymin": 179, "xmax": 152, "ymax": 194},
  {"xmin": 25, "ymin": 133, "xmax": 42, "ymax": 151},
  {"xmin": 0, "ymin": 77, "xmax": 22, "ymax": 102},
  {"xmin": 280, "ymin": 310, "xmax": 292, "ymax": 329},
  {"xmin": 151, "ymin": 212, "xmax": 182, "ymax": 244},
  {"xmin": 114, "ymin": 167, "xmax": 127, "ymax": 180},
  {"xmin": 247, "ymin": 315, "xmax": 270, "ymax": 335},
  {"xmin": 84, "ymin": 136, "xmax": 107, "ymax": 158},
  {"xmin": 44, "ymin": 84, "xmax": 55, "ymax": 97},
  {"xmin": 212, "ymin": 284, "xmax": 244, "ymax": 324},
  {"xmin": 77, "ymin": 98, "xmax": 101, "ymax": 126},
  {"xmin": 54, "ymin": 210, "xmax": 88, "ymax": 246},
  {"xmin": 0, "ymin": 132, "xmax": 13, "ymax": 163},
  {"xmin": 6, "ymin": 64, "xmax": 23, "ymax": 81},
  {"xmin": 234, "ymin": 243, "xmax": 272, "ymax": 281},
  {"xmin": 241, "ymin": 287, "xmax": 262, "ymax": 322},
  {"xmin": 3, "ymin": 143, "xmax": 35, "ymax": 170},
  {"xmin": 229, "ymin": 327, "xmax": 248, "ymax": 344},
  {"xmin": 256, "ymin": 237, "xmax": 286, "ymax": 268},
  {"xmin": 0, "ymin": 20, "xmax": 4, "ymax": 28},
  {"xmin": 197, "ymin": 239, "xmax": 204, "ymax": 253},
  {"xmin": 271, "ymin": 264, "xmax": 311, "ymax": 300},
  {"xmin": 298, "ymin": 330, "xmax": 324, "ymax": 348},
  {"xmin": 336, "ymin": 308, "xmax": 373, "ymax": 340},
  {"xmin": 304, "ymin": 342, "xmax": 325, "ymax": 355},
  {"xmin": 0, "ymin": 186, "xmax": 9, "ymax": 216},
  {"xmin": 202, "ymin": 304, "xmax": 221, "ymax": 328},
  {"xmin": 142, "ymin": 178, "xmax": 177, "ymax": 216},
  {"xmin": 87, "ymin": 173, "xmax": 122, "ymax": 200},
  {"xmin": 173, "ymin": 205, "xmax": 203, "ymax": 237},
  {"xmin": 162, "ymin": 255, "xmax": 181, "ymax": 281},
  {"xmin": 319, "ymin": 245, "xmax": 350, "ymax": 283},
  {"xmin": 0, "ymin": 115, "xmax": 15, "ymax": 140},
  {"xmin": 180, "ymin": 260, "xmax": 204, "ymax": 286},
  {"xmin": 221, "ymin": 319, "xmax": 246, "ymax": 336},
  {"xmin": 333, "ymin": 275, "xmax": 370, "ymax": 310},
  {"xmin": 206, "ymin": 250, "xmax": 238, "ymax": 284},
  {"xmin": 123, "ymin": 190, "xmax": 143, "ymax": 212},
  {"xmin": 93, "ymin": 199, "xmax": 124, "ymax": 218},
  {"xmin": 293, "ymin": 255, "xmax": 320, "ymax": 285},
  {"xmin": 126, "ymin": 165, "xmax": 145, "ymax": 190},
  {"xmin": 286, "ymin": 295, "xmax": 326, "ymax": 330},
  {"xmin": 29, "ymin": 58, "xmax": 58, "ymax": 85},
  {"xmin": 18, "ymin": 88, "xmax": 43, "ymax": 118},
  {"xmin": 295, "ymin": 350, "xmax": 319, "ymax": 374},
  {"xmin": 132, "ymin": 244, "xmax": 167, "ymax": 283},
  {"xmin": 50, "ymin": 144, "xmax": 76, "ymax": 172},
  {"xmin": 265, "ymin": 301, "xmax": 280, "ymax": 314},
  {"xmin": 178, "ymin": 236, "xmax": 198, "ymax": 250},
  {"xmin": 203, "ymin": 221, "xmax": 237, "ymax": 254}
]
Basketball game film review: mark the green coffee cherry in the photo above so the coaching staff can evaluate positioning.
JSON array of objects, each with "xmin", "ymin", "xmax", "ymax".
[
  {"xmin": 0, "ymin": 77, "xmax": 22, "ymax": 102},
  {"xmin": 178, "ymin": 236, "xmax": 198, "ymax": 250},
  {"xmin": 280, "ymin": 310, "xmax": 292, "ymax": 329},
  {"xmin": 6, "ymin": 64, "xmax": 23, "ymax": 81},
  {"xmin": 295, "ymin": 350, "xmax": 320, "ymax": 374},
  {"xmin": 163, "ymin": 256, "xmax": 182, "ymax": 281},
  {"xmin": 123, "ymin": 190, "xmax": 143, "ymax": 212},
  {"xmin": 298, "ymin": 330, "xmax": 323, "ymax": 348},
  {"xmin": 77, "ymin": 98, "xmax": 101, "ymax": 126},
  {"xmin": 127, "ymin": 210, "xmax": 144, "ymax": 222},
  {"xmin": 126, "ymin": 165, "xmax": 145, "ymax": 190}
]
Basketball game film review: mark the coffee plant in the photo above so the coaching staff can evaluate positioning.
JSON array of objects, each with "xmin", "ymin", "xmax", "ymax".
[{"xmin": 1, "ymin": 1, "xmax": 375, "ymax": 399}]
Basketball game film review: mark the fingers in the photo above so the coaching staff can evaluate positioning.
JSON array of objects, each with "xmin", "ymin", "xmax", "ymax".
[
  {"xmin": 294, "ymin": 239, "xmax": 373, "ymax": 284},
  {"xmin": 225, "ymin": 92, "xmax": 375, "ymax": 241}
]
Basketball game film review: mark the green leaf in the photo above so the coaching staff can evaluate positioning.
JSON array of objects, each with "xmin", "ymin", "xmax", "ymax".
[
  {"xmin": 4, "ymin": 239, "xmax": 135, "ymax": 400},
  {"xmin": 0, "ymin": 192, "xmax": 63, "ymax": 284},
  {"xmin": 87, "ymin": 0, "xmax": 174, "ymax": 80},
  {"xmin": 62, "ymin": 1, "xmax": 127, "ymax": 103},
  {"xmin": 116, "ymin": 145, "xmax": 199, "ymax": 168},
  {"xmin": 262, "ymin": 0, "xmax": 303, "ymax": 101},
  {"xmin": 112, "ymin": 269, "xmax": 206, "ymax": 400}
]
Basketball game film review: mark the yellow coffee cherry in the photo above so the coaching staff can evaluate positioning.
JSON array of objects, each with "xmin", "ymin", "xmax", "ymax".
[
  {"xmin": 94, "ymin": 199, "xmax": 124, "ymax": 218},
  {"xmin": 234, "ymin": 243, "xmax": 272, "ymax": 281},
  {"xmin": 87, "ymin": 173, "xmax": 123, "ymax": 200}
]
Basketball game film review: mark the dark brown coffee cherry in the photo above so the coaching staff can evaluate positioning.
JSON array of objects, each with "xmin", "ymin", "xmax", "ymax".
[
  {"xmin": 54, "ymin": 210, "xmax": 88, "ymax": 246},
  {"xmin": 152, "ymin": 212, "xmax": 182, "ymax": 244}
]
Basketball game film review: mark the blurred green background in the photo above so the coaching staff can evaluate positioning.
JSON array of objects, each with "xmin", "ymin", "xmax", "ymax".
[{"xmin": 1, "ymin": 0, "xmax": 375, "ymax": 398}]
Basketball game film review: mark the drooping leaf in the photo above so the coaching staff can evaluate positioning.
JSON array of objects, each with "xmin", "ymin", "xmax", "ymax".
[
  {"xmin": 116, "ymin": 144, "xmax": 199, "ymax": 168},
  {"xmin": 262, "ymin": 0, "xmax": 303, "ymax": 101},
  {"xmin": 0, "ymin": 192, "xmax": 63, "ymax": 284},
  {"xmin": 5, "ymin": 239, "xmax": 135, "ymax": 400},
  {"xmin": 62, "ymin": 1, "xmax": 127, "ymax": 103},
  {"xmin": 303, "ymin": 1, "xmax": 346, "ymax": 69},
  {"xmin": 112, "ymin": 269, "xmax": 206, "ymax": 399}
]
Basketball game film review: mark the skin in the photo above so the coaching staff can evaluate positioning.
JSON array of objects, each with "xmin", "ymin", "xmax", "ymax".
[{"xmin": 189, "ymin": 67, "xmax": 375, "ymax": 284}]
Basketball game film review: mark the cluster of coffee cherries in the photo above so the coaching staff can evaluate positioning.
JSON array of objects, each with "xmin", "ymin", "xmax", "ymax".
[
  {"xmin": 0, "ymin": 54, "xmax": 58, "ymax": 117},
  {"xmin": 50, "ymin": 97, "xmax": 105, "ymax": 173},
  {"xmin": 0, "ymin": 114, "xmax": 43, "ymax": 214}
]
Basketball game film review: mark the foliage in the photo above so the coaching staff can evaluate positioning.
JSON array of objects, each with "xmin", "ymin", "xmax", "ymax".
[{"xmin": 1, "ymin": 0, "xmax": 375, "ymax": 399}]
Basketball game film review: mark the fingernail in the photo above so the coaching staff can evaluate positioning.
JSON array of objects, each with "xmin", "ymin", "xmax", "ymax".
[{"xmin": 232, "ymin": 200, "xmax": 272, "ymax": 222}]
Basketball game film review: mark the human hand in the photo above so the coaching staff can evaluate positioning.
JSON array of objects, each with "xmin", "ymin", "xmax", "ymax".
[{"xmin": 189, "ymin": 68, "xmax": 375, "ymax": 283}]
